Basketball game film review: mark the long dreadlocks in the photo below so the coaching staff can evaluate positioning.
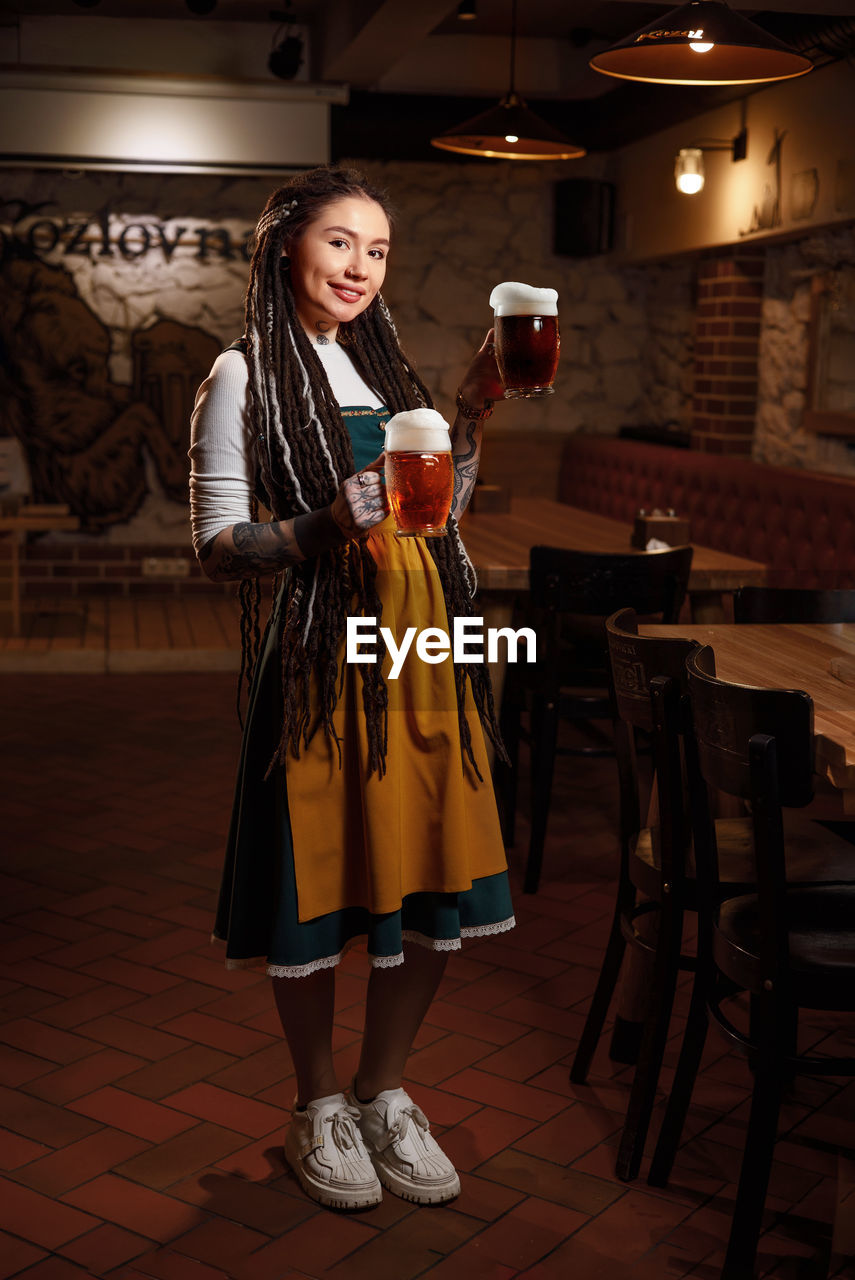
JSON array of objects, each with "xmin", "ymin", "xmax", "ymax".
[{"xmin": 239, "ymin": 166, "xmax": 504, "ymax": 779}]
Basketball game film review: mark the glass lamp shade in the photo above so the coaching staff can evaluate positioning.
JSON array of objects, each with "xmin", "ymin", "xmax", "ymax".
[
  {"xmin": 431, "ymin": 94, "xmax": 585, "ymax": 160},
  {"xmin": 589, "ymin": 0, "xmax": 813, "ymax": 86},
  {"xmin": 675, "ymin": 148, "xmax": 705, "ymax": 194}
]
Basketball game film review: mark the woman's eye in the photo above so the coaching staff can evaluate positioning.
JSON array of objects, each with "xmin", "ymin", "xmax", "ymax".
[
  {"xmin": 330, "ymin": 238, "xmax": 348, "ymax": 248},
  {"xmin": 369, "ymin": 249, "xmax": 386, "ymax": 260}
]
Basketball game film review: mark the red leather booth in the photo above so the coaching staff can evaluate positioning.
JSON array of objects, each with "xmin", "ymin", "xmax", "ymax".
[{"xmin": 558, "ymin": 435, "xmax": 855, "ymax": 588}]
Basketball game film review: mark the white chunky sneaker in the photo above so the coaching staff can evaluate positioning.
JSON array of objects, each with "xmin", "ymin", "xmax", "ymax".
[
  {"xmin": 284, "ymin": 1092, "xmax": 382, "ymax": 1210},
  {"xmin": 346, "ymin": 1084, "xmax": 461, "ymax": 1205}
]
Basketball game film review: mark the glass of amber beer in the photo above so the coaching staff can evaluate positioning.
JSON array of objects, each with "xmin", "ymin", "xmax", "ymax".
[
  {"xmin": 490, "ymin": 282, "xmax": 560, "ymax": 398},
  {"xmin": 384, "ymin": 409, "xmax": 454, "ymax": 538}
]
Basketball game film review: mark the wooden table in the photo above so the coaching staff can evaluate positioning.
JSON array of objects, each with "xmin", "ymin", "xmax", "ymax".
[
  {"xmin": 0, "ymin": 506, "xmax": 80, "ymax": 636},
  {"xmin": 461, "ymin": 498, "xmax": 767, "ymax": 621},
  {"xmin": 641, "ymin": 622, "xmax": 855, "ymax": 812}
]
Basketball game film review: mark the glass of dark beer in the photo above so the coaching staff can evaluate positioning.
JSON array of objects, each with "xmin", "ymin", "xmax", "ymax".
[
  {"xmin": 384, "ymin": 410, "xmax": 454, "ymax": 538},
  {"xmin": 490, "ymin": 282, "xmax": 560, "ymax": 398}
]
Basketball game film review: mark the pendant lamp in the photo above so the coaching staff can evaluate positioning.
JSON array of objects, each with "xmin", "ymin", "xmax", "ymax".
[
  {"xmin": 589, "ymin": 0, "xmax": 813, "ymax": 86},
  {"xmin": 431, "ymin": 0, "xmax": 585, "ymax": 160}
]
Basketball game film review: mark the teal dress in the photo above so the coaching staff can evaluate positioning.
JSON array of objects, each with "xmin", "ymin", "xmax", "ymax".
[{"xmin": 214, "ymin": 406, "xmax": 515, "ymax": 977}]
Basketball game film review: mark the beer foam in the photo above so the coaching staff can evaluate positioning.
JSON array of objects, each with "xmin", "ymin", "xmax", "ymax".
[
  {"xmin": 385, "ymin": 408, "xmax": 451, "ymax": 453},
  {"xmin": 489, "ymin": 281, "xmax": 558, "ymax": 317}
]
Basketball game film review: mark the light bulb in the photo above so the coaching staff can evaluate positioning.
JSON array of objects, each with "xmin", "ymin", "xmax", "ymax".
[
  {"xmin": 689, "ymin": 41, "xmax": 714, "ymax": 52},
  {"xmin": 676, "ymin": 172, "xmax": 704, "ymax": 194},
  {"xmin": 675, "ymin": 147, "xmax": 704, "ymax": 195},
  {"xmin": 505, "ymin": 134, "xmax": 519, "ymax": 143}
]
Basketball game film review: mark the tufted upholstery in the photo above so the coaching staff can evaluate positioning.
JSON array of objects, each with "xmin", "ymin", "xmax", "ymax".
[{"xmin": 558, "ymin": 436, "xmax": 855, "ymax": 588}]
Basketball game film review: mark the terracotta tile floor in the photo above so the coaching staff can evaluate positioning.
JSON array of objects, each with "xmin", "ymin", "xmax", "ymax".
[{"xmin": 2, "ymin": 672, "xmax": 854, "ymax": 1279}]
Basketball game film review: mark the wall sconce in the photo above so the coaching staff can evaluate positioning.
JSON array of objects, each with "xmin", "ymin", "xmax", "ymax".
[{"xmin": 674, "ymin": 127, "xmax": 747, "ymax": 194}]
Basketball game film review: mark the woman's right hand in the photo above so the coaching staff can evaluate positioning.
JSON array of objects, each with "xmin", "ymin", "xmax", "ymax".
[{"xmin": 330, "ymin": 454, "xmax": 389, "ymax": 538}]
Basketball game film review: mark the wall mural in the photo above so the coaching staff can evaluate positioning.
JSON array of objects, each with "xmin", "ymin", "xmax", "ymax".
[{"xmin": 0, "ymin": 200, "xmax": 248, "ymax": 535}]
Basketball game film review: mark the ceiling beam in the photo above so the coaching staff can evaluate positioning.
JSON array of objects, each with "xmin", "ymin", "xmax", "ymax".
[{"xmin": 319, "ymin": 0, "xmax": 459, "ymax": 88}]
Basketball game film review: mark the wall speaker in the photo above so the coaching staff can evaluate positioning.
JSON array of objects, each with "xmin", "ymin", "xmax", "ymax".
[{"xmin": 554, "ymin": 178, "xmax": 614, "ymax": 257}]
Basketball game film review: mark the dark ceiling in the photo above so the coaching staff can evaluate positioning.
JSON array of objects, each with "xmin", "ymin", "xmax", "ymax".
[
  {"xmin": 2, "ymin": 1, "xmax": 854, "ymax": 160},
  {"xmin": 332, "ymin": 4, "xmax": 855, "ymax": 160}
]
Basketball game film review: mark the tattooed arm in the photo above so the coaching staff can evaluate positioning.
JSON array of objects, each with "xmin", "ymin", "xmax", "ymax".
[
  {"xmin": 199, "ymin": 518, "xmax": 305, "ymax": 582},
  {"xmin": 450, "ymin": 329, "xmax": 505, "ymax": 520},
  {"xmin": 198, "ymin": 457, "xmax": 389, "ymax": 582},
  {"xmin": 450, "ymin": 413, "xmax": 483, "ymax": 521}
]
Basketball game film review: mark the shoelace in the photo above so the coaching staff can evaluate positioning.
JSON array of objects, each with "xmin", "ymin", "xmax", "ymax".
[
  {"xmin": 325, "ymin": 1103, "xmax": 363, "ymax": 1152},
  {"xmin": 386, "ymin": 1099, "xmax": 430, "ymax": 1144}
]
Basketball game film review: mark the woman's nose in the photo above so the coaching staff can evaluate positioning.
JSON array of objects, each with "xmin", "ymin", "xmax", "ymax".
[{"xmin": 345, "ymin": 259, "xmax": 367, "ymax": 279}]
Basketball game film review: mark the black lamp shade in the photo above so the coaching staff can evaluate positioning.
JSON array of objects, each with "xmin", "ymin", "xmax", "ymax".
[
  {"xmin": 589, "ymin": 0, "xmax": 813, "ymax": 86},
  {"xmin": 431, "ymin": 96, "xmax": 585, "ymax": 160}
]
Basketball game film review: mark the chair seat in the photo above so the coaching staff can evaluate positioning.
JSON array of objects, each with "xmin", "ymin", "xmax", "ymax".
[
  {"xmin": 631, "ymin": 813, "xmax": 855, "ymax": 903},
  {"xmin": 715, "ymin": 883, "xmax": 855, "ymax": 1008}
]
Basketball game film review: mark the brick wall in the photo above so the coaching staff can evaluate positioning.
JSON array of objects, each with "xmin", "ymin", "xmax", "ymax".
[
  {"xmin": 15, "ymin": 542, "xmax": 232, "ymax": 599},
  {"xmin": 691, "ymin": 246, "xmax": 766, "ymax": 455}
]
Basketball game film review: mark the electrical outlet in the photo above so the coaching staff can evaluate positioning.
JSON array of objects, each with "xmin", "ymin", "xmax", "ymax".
[{"xmin": 142, "ymin": 557, "xmax": 190, "ymax": 578}]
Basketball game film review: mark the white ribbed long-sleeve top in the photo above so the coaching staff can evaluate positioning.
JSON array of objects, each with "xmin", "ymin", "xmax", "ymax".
[{"xmin": 188, "ymin": 343, "xmax": 384, "ymax": 554}]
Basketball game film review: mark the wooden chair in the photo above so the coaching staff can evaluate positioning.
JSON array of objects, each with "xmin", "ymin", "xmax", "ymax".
[
  {"xmin": 733, "ymin": 586, "xmax": 855, "ymax": 624},
  {"xmin": 495, "ymin": 544, "xmax": 693, "ymax": 894},
  {"xmin": 569, "ymin": 608, "xmax": 698, "ymax": 1181},
  {"xmin": 648, "ymin": 645, "xmax": 855, "ymax": 1279}
]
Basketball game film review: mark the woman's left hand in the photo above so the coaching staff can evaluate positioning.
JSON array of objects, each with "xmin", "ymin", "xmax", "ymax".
[{"xmin": 457, "ymin": 328, "xmax": 504, "ymax": 410}]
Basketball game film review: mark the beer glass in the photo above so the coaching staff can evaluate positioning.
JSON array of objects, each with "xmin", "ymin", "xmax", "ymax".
[
  {"xmin": 384, "ymin": 409, "xmax": 454, "ymax": 538},
  {"xmin": 490, "ymin": 282, "xmax": 560, "ymax": 398}
]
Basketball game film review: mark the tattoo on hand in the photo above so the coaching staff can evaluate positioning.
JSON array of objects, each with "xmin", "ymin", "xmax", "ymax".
[{"xmin": 338, "ymin": 476, "xmax": 387, "ymax": 532}]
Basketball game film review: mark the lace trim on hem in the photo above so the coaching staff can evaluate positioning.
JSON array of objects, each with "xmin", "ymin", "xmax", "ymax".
[
  {"xmin": 266, "ymin": 952, "xmax": 343, "ymax": 979},
  {"xmin": 401, "ymin": 929, "xmax": 462, "ymax": 953},
  {"xmin": 460, "ymin": 915, "xmax": 516, "ymax": 939},
  {"xmin": 216, "ymin": 918, "xmax": 517, "ymax": 978},
  {"xmin": 369, "ymin": 951, "xmax": 406, "ymax": 969}
]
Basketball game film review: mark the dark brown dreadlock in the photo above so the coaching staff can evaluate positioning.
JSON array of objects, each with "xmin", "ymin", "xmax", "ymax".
[{"xmin": 240, "ymin": 166, "xmax": 504, "ymax": 778}]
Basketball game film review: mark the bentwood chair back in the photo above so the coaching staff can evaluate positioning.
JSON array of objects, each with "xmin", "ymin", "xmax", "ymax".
[
  {"xmin": 649, "ymin": 645, "xmax": 855, "ymax": 1279},
  {"xmin": 497, "ymin": 545, "xmax": 693, "ymax": 894},
  {"xmin": 733, "ymin": 586, "xmax": 855, "ymax": 624},
  {"xmin": 570, "ymin": 609, "xmax": 698, "ymax": 1180}
]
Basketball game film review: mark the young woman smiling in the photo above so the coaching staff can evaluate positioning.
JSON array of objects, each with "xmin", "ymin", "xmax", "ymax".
[{"xmin": 189, "ymin": 167, "xmax": 514, "ymax": 1212}]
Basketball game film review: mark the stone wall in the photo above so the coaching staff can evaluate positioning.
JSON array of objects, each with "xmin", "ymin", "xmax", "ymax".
[
  {"xmin": 6, "ymin": 160, "xmax": 855, "ymax": 604},
  {"xmin": 756, "ymin": 224, "xmax": 855, "ymax": 476},
  {"xmin": 351, "ymin": 159, "xmax": 656, "ymax": 439},
  {"xmin": 624, "ymin": 259, "xmax": 695, "ymax": 437},
  {"xmin": 3, "ymin": 159, "xmax": 693, "ymax": 600}
]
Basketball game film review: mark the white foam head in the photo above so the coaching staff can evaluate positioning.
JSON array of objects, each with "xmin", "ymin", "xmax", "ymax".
[
  {"xmin": 385, "ymin": 408, "xmax": 451, "ymax": 453},
  {"xmin": 489, "ymin": 281, "xmax": 558, "ymax": 317}
]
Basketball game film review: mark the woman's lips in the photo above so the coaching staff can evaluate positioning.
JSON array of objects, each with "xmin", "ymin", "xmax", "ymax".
[{"xmin": 330, "ymin": 284, "xmax": 365, "ymax": 303}]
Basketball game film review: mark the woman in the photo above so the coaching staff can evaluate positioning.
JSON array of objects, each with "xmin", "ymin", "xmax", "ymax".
[{"xmin": 189, "ymin": 167, "xmax": 514, "ymax": 1212}]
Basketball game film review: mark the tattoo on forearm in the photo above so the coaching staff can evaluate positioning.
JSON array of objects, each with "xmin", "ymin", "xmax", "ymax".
[
  {"xmin": 201, "ymin": 520, "xmax": 304, "ymax": 581},
  {"xmin": 451, "ymin": 418, "xmax": 481, "ymax": 518}
]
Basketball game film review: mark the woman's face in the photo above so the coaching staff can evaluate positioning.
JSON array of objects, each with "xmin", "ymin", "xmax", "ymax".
[{"xmin": 285, "ymin": 195, "xmax": 390, "ymax": 338}]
